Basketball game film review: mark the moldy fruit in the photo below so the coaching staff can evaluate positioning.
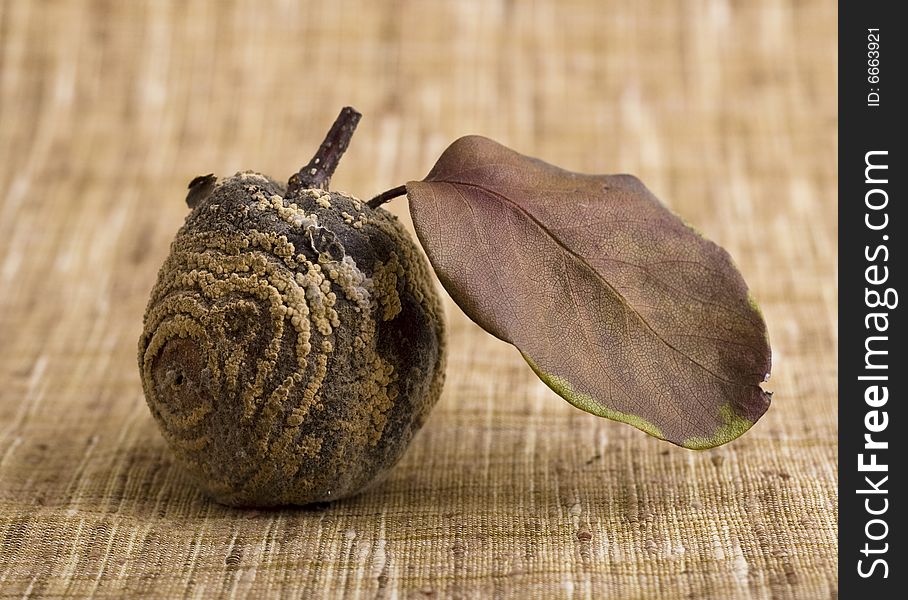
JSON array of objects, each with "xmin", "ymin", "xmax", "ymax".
[{"xmin": 138, "ymin": 108, "xmax": 446, "ymax": 506}]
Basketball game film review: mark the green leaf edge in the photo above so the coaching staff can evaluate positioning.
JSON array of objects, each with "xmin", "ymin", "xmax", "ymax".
[
  {"xmin": 521, "ymin": 353, "xmax": 756, "ymax": 449},
  {"xmin": 681, "ymin": 404, "xmax": 755, "ymax": 450},
  {"xmin": 521, "ymin": 352, "xmax": 665, "ymax": 439}
]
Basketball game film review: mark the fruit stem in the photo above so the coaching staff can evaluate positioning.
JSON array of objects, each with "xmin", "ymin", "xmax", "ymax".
[
  {"xmin": 288, "ymin": 106, "xmax": 362, "ymax": 194},
  {"xmin": 367, "ymin": 185, "xmax": 407, "ymax": 209}
]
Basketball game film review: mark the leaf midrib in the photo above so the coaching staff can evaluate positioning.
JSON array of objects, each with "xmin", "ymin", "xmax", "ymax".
[{"xmin": 439, "ymin": 178, "xmax": 754, "ymax": 390}]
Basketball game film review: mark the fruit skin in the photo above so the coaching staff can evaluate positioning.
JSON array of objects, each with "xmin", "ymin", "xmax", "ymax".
[{"xmin": 138, "ymin": 172, "xmax": 446, "ymax": 506}]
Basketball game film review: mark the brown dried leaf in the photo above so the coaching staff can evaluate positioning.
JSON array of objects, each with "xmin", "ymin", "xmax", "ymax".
[{"xmin": 407, "ymin": 136, "xmax": 771, "ymax": 448}]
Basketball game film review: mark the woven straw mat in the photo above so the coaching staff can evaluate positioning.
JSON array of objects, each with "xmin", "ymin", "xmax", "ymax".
[{"xmin": 0, "ymin": 0, "xmax": 836, "ymax": 598}]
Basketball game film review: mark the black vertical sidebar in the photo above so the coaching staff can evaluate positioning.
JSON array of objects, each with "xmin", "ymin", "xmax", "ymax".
[{"xmin": 839, "ymin": 1, "xmax": 904, "ymax": 597}]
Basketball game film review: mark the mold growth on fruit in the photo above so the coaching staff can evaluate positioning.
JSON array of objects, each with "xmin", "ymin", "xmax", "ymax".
[{"xmin": 139, "ymin": 108, "xmax": 446, "ymax": 506}]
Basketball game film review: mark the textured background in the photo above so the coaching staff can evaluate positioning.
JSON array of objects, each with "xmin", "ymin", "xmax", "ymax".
[{"xmin": 0, "ymin": 0, "xmax": 837, "ymax": 598}]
